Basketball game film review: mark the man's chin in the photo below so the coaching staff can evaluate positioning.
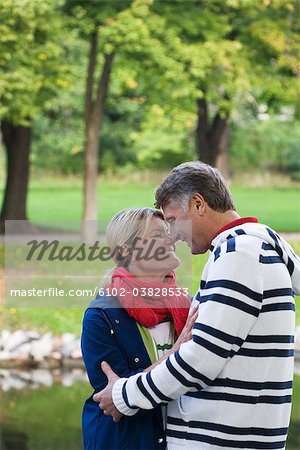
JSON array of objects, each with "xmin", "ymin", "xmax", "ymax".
[
  {"xmin": 182, "ymin": 238, "xmax": 203, "ymax": 255},
  {"xmin": 191, "ymin": 242, "xmax": 206, "ymax": 255},
  {"xmin": 188, "ymin": 243, "xmax": 199, "ymax": 255}
]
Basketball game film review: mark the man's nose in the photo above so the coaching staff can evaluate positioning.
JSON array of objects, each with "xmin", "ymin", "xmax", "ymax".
[
  {"xmin": 166, "ymin": 236, "xmax": 176, "ymax": 247},
  {"xmin": 169, "ymin": 226, "xmax": 180, "ymax": 243}
]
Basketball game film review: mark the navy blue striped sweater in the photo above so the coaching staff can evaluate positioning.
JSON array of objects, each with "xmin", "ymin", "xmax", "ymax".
[{"xmin": 112, "ymin": 223, "xmax": 300, "ymax": 450}]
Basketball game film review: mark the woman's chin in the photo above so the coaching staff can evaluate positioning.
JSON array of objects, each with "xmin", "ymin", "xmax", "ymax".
[
  {"xmin": 148, "ymin": 251, "xmax": 181, "ymax": 274},
  {"xmin": 157, "ymin": 254, "xmax": 180, "ymax": 274}
]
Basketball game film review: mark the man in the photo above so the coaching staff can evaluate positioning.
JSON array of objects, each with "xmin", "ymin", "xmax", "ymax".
[{"xmin": 94, "ymin": 162, "xmax": 300, "ymax": 449}]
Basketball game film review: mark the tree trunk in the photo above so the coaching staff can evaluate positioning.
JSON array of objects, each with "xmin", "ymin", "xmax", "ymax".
[
  {"xmin": 82, "ymin": 29, "xmax": 114, "ymax": 241},
  {"xmin": 215, "ymin": 120, "xmax": 230, "ymax": 179},
  {"xmin": 82, "ymin": 115, "xmax": 101, "ymax": 241},
  {"xmin": 0, "ymin": 121, "xmax": 31, "ymax": 233},
  {"xmin": 195, "ymin": 98, "xmax": 230, "ymax": 178},
  {"xmin": 195, "ymin": 98, "xmax": 210, "ymax": 163}
]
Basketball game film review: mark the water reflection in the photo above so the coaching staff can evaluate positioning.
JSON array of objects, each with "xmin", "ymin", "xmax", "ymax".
[
  {"xmin": 1, "ymin": 369, "xmax": 90, "ymax": 450},
  {"xmin": 0, "ymin": 370, "xmax": 299, "ymax": 450},
  {"xmin": 0, "ymin": 368, "xmax": 88, "ymax": 391}
]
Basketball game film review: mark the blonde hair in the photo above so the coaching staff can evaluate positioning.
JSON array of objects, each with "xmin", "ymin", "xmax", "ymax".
[{"xmin": 101, "ymin": 207, "xmax": 164, "ymax": 287}]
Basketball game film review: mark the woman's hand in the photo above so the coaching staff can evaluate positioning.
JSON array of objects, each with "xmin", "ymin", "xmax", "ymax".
[{"xmin": 143, "ymin": 304, "xmax": 199, "ymax": 372}]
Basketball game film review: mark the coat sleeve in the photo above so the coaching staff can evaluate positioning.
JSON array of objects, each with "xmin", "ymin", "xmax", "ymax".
[
  {"xmin": 112, "ymin": 250, "xmax": 264, "ymax": 415},
  {"xmin": 81, "ymin": 308, "xmax": 143, "ymax": 394}
]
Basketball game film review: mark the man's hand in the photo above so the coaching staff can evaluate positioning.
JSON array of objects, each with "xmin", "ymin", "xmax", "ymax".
[
  {"xmin": 175, "ymin": 304, "xmax": 199, "ymax": 348},
  {"xmin": 93, "ymin": 361, "xmax": 123, "ymax": 423}
]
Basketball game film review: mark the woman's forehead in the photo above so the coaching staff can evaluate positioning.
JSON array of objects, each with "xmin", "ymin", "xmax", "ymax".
[{"xmin": 146, "ymin": 217, "xmax": 168, "ymax": 233}]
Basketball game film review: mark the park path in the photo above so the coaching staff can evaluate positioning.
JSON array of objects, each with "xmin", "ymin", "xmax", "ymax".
[{"xmin": 280, "ymin": 233, "xmax": 300, "ymax": 241}]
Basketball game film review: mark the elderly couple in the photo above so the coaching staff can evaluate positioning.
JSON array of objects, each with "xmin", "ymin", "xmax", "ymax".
[{"xmin": 81, "ymin": 162, "xmax": 300, "ymax": 450}]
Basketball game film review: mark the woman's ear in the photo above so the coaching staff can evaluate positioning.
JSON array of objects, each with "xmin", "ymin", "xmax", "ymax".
[{"xmin": 117, "ymin": 244, "xmax": 131, "ymax": 262}]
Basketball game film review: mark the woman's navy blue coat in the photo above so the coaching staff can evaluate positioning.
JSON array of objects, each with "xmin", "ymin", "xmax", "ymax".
[{"xmin": 81, "ymin": 295, "xmax": 166, "ymax": 450}]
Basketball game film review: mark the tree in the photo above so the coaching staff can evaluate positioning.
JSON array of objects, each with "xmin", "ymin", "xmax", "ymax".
[
  {"xmin": 0, "ymin": 0, "xmax": 71, "ymax": 232},
  {"xmin": 153, "ymin": 0, "xmax": 299, "ymax": 177},
  {"xmin": 64, "ymin": 0, "xmax": 125, "ymax": 239},
  {"xmin": 66, "ymin": 0, "xmax": 188, "ymax": 240}
]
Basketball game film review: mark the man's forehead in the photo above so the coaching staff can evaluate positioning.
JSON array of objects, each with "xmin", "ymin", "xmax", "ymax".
[{"xmin": 162, "ymin": 202, "xmax": 181, "ymax": 219}]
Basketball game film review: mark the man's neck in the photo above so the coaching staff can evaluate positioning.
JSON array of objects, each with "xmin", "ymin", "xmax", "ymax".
[{"xmin": 208, "ymin": 210, "xmax": 241, "ymax": 242}]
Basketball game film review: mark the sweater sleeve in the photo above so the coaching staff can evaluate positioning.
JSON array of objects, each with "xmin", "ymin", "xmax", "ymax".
[{"xmin": 112, "ymin": 250, "xmax": 264, "ymax": 414}]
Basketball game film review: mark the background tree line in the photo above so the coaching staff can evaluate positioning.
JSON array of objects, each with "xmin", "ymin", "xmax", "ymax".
[{"xmin": 0, "ymin": 0, "xmax": 299, "ymax": 232}]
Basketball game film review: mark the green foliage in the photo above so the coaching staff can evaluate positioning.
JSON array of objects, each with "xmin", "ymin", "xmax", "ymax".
[
  {"xmin": 230, "ymin": 119, "xmax": 300, "ymax": 176},
  {"xmin": 31, "ymin": 69, "xmax": 142, "ymax": 174},
  {"xmin": 151, "ymin": 0, "xmax": 299, "ymax": 114},
  {"xmin": 64, "ymin": 0, "xmax": 132, "ymax": 37},
  {"xmin": 0, "ymin": 0, "xmax": 73, "ymax": 124},
  {"xmin": 136, "ymin": 126, "xmax": 193, "ymax": 169},
  {"xmin": 1, "ymin": 0, "xmax": 299, "ymax": 185},
  {"xmin": 32, "ymin": 115, "xmax": 84, "ymax": 174},
  {"xmin": 285, "ymin": 140, "xmax": 300, "ymax": 181}
]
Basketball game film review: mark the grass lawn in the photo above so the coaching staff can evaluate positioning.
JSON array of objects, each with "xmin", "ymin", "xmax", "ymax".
[
  {"xmin": 1, "ymin": 175, "xmax": 299, "ymax": 334},
  {"xmin": 0, "ymin": 175, "xmax": 298, "ymax": 231}
]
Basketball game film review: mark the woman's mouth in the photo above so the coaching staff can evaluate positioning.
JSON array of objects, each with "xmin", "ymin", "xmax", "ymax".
[{"xmin": 166, "ymin": 245, "xmax": 176, "ymax": 253}]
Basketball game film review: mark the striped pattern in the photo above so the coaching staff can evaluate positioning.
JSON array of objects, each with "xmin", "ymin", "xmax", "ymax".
[{"xmin": 112, "ymin": 223, "xmax": 299, "ymax": 449}]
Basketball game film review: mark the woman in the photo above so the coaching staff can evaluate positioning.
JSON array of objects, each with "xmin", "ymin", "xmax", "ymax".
[{"xmin": 81, "ymin": 207, "xmax": 196, "ymax": 450}]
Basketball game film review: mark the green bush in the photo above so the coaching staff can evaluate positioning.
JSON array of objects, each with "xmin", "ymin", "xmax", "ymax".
[
  {"xmin": 99, "ymin": 117, "xmax": 138, "ymax": 172},
  {"xmin": 136, "ymin": 127, "xmax": 193, "ymax": 169},
  {"xmin": 32, "ymin": 116, "xmax": 84, "ymax": 175},
  {"xmin": 284, "ymin": 140, "xmax": 300, "ymax": 181},
  {"xmin": 230, "ymin": 119, "xmax": 300, "ymax": 177}
]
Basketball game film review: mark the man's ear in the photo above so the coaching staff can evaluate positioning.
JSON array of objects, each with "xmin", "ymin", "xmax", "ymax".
[{"xmin": 191, "ymin": 193, "xmax": 206, "ymax": 216}]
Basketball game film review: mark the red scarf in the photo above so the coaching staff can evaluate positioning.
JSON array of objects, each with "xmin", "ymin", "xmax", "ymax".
[{"xmin": 109, "ymin": 267, "xmax": 190, "ymax": 336}]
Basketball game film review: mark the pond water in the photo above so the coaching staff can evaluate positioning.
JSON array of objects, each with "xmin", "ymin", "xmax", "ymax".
[{"xmin": 0, "ymin": 370, "xmax": 299, "ymax": 450}]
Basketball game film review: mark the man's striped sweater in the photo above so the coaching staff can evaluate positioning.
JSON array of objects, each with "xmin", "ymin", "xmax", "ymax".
[{"xmin": 112, "ymin": 223, "xmax": 300, "ymax": 450}]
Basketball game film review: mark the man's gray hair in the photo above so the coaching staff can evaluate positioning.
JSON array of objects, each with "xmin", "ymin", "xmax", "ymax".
[{"xmin": 155, "ymin": 161, "xmax": 236, "ymax": 212}]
